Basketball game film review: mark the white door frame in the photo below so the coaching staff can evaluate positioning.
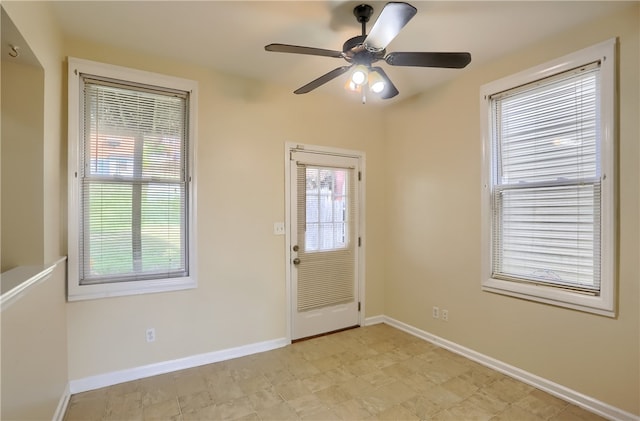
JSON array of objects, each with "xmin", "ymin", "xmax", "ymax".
[{"xmin": 284, "ymin": 142, "xmax": 366, "ymax": 342}]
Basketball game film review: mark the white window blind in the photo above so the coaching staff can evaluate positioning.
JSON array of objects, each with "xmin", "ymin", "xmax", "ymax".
[
  {"xmin": 490, "ymin": 63, "xmax": 601, "ymax": 293},
  {"xmin": 296, "ymin": 164, "xmax": 355, "ymax": 311},
  {"xmin": 80, "ymin": 77, "xmax": 189, "ymax": 285}
]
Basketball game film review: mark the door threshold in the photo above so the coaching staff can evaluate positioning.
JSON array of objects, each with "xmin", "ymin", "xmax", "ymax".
[{"xmin": 292, "ymin": 325, "xmax": 360, "ymax": 343}]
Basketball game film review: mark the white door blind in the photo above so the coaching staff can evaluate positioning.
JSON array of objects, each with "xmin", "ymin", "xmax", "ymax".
[
  {"xmin": 297, "ymin": 164, "xmax": 356, "ymax": 311},
  {"xmin": 80, "ymin": 77, "xmax": 189, "ymax": 284},
  {"xmin": 491, "ymin": 62, "xmax": 601, "ymax": 293}
]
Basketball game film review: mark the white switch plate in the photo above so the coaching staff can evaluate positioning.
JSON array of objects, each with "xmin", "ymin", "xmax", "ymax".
[
  {"xmin": 273, "ymin": 222, "xmax": 285, "ymax": 235},
  {"xmin": 146, "ymin": 328, "xmax": 156, "ymax": 343}
]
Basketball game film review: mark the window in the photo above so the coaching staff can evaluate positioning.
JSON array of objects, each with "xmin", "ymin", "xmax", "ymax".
[
  {"xmin": 304, "ymin": 167, "xmax": 350, "ymax": 252},
  {"xmin": 67, "ymin": 58, "xmax": 198, "ymax": 300},
  {"xmin": 480, "ymin": 39, "xmax": 616, "ymax": 316}
]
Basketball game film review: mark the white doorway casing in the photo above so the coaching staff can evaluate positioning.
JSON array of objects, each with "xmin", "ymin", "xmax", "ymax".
[{"xmin": 284, "ymin": 143, "xmax": 366, "ymax": 341}]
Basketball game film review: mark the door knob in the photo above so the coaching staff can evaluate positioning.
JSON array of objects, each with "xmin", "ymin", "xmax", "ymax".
[{"xmin": 293, "ymin": 258, "xmax": 301, "ymax": 265}]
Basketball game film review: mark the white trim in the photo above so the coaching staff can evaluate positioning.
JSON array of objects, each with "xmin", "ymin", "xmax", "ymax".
[
  {"xmin": 364, "ymin": 315, "xmax": 385, "ymax": 326},
  {"xmin": 284, "ymin": 144, "xmax": 292, "ymax": 342},
  {"xmin": 1, "ymin": 256, "xmax": 67, "ymax": 312},
  {"xmin": 52, "ymin": 383, "xmax": 71, "ymax": 421},
  {"xmin": 67, "ymin": 277, "xmax": 198, "ymax": 302},
  {"xmin": 382, "ymin": 316, "xmax": 638, "ymax": 421},
  {"xmin": 284, "ymin": 142, "xmax": 367, "ymax": 340},
  {"xmin": 66, "ymin": 57, "xmax": 198, "ymax": 301},
  {"xmin": 69, "ymin": 337, "xmax": 288, "ymax": 394},
  {"xmin": 479, "ymin": 38, "xmax": 617, "ymax": 316}
]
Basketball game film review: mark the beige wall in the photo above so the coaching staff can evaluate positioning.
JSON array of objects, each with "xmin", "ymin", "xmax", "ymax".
[
  {"xmin": 1, "ymin": 59, "xmax": 45, "ymax": 271},
  {"xmin": 2, "ymin": 1, "xmax": 65, "ymax": 264},
  {"xmin": 62, "ymin": 39, "xmax": 388, "ymax": 379},
  {"xmin": 1, "ymin": 263, "xmax": 68, "ymax": 420},
  {"xmin": 1, "ymin": 2, "xmax": 68, "ymax": 420},
  {"xmin": 384, "ymin": 4, "xmax": 639, "ymax": 415}
]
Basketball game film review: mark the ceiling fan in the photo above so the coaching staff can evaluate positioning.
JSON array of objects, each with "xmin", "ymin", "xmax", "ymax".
[{"xmin": 265, "ymin": 2, "xmax": 471, "ymax": 101}]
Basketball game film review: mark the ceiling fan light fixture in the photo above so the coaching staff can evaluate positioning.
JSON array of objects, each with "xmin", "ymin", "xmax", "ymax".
[
  {"xmin": 345, "ymin": 78, "xmax": 362, "ymax": 93},
  {"xmin": 368, "ymin": 70, "xmax": 386, "ymax": 93},
  {"xmin": 351, "ymin": 65, "xmax": 368, "ymax": 85}
]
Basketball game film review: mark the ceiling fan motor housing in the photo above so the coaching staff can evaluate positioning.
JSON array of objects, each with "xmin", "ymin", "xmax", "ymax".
[{"xmin": 343, "ymin": 35, "xmax": 385, "ymax": 65}]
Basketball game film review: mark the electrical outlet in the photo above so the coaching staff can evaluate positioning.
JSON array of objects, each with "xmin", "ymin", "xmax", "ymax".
[
  {"xmin": 441, "ymin": 309, "xmax": 449, "ymax": 322},
  {"xmin": 432, "ymin": 306, "xmax": 440, "ymax": 319},
  {"xmin": 273, "ymin": 222, "xmax": 285, "ymax": 236},
  {"xmin": 146, "ymin": 328, "xmax": 156, "ymax": 343}
]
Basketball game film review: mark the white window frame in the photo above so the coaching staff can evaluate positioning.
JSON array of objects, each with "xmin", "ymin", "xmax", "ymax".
[
  {"xmin": 67, "ymin": 57, "xmax": 198, "ymax": 301},
  {"xmin": 480, "ymin": 39, "xmax": 616, "ymax": 317}
]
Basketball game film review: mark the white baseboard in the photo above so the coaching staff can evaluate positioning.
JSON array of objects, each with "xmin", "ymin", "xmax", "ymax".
[
  {"xmin": 364, "ymin": 315, "xmax": 385, "ymax": 326},
  {"xmin": 52, "ymin": 382, "xmax": 71, "ymax": 421},
  {"xmin": 69, "ymin": 337, "xmax": 289, "ymax": 394},
  {"xmin": 381, "ymin": 316, "xmax": 639, "ymax": 421}
]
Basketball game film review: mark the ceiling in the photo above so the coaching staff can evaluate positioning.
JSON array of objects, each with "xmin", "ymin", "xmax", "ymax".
[{"xmin": 49, "ymin": 1, "xmax": 631, "ymax": 103}]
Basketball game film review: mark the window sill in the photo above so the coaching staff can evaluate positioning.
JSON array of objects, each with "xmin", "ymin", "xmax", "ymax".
[
  {"xmin": 482, "ymin": 277, "xmax": 615, "ymax": 318},
  {"xmin": 67, "ymin": 276, "xmax": 197, "ymax": 302}
]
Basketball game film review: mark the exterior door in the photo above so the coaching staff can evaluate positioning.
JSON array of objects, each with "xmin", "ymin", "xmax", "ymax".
[{"xmin": 289, "ymin": 149, "xmax": 361, "ymax": 340}]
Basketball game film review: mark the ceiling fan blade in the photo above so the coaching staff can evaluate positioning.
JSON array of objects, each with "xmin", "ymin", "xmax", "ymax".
[
  {"xmin": 385, "ymin": 52, "xmax": 472, "ymax": 68},
  {"xmin": 371, "ymin": 67, "xmax": 399, "ymax": 99},
  {"xmin": 294, "ymin": 66, "xmax": 352, "ymax": 94},
  {"xmin": 265, "ymin": 43, "xmax": 343, "ymax": 58},
  {"xmin": 364, "ymin": 2, "xmax": 417, "ymax": 51}
]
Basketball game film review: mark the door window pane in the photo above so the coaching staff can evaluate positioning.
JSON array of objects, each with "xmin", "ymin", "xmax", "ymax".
[{"xmin": 305, "ymin": 167, "xmax": 349, "ymax": 252}]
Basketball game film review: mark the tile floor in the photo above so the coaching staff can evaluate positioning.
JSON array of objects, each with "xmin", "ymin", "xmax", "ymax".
[{"xmin": 64, "ymin": 324, "xmax": 606, "ymax": 420}]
